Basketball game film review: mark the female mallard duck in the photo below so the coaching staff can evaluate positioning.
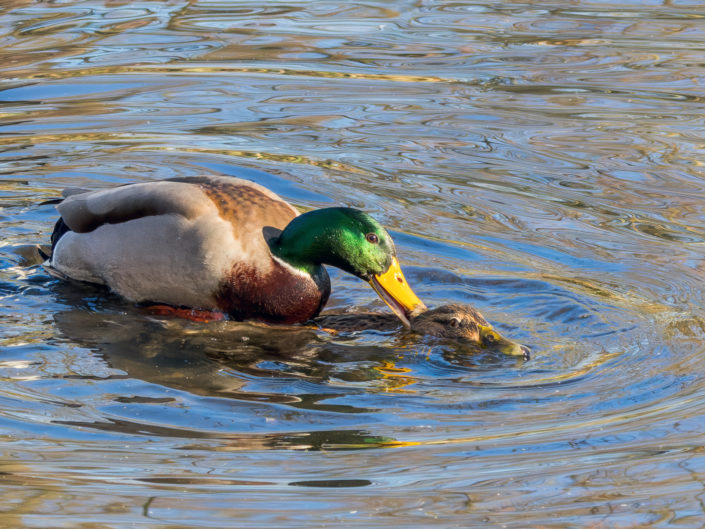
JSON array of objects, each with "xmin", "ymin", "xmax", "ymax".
[
  {"xmin": 315, "ymin": 304, "xmax": 530, "ymax": 359},
  {"xmin": 46, "ymin": 175, "xmax": 425, "ymax": 325}
]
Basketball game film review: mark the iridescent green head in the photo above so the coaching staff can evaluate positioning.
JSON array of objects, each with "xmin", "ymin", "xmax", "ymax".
[{"xmin": 271, "ymin": 207, "xmax": 425, "ymax": 325}]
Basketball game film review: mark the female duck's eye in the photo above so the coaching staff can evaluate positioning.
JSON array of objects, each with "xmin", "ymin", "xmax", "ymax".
[
  {"xmin": 449, "ymin": 317, "xmax": 460, "ymax": 328},
  {"xmin": 483, "ymin": 331, "xmax": 499, "ymax": 346},
  {"xmin": 366, "ymin": 233, "xmax": 379, "ymax": 244}
]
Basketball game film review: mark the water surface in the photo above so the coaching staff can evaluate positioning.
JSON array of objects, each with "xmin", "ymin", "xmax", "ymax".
[{"xmin": 2, "ymin": 1, "xmax": 705, "ymax": 527}]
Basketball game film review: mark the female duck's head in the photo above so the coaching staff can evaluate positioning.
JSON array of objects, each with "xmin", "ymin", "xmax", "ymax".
[{"xmin": 270, "ymin": 207, "xmax": 426, "ymax": 326}]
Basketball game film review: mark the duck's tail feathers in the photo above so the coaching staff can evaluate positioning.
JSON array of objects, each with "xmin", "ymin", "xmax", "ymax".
[
  {"xmin": 37, "ymin": 245, "xmax": 51, "ymax": 261},
  {"xmin": 43, "ymin": 262, "xmax": 72, "ymax": 281},
  {"xmin": 50, "ymin": 217, "xmax": 71, "ymax": 252}
]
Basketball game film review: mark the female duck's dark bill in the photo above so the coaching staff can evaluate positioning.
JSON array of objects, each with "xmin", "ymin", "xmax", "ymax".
[{"xmin": 369, "ymin": 257, "xmax": 426, "ymax": 328}]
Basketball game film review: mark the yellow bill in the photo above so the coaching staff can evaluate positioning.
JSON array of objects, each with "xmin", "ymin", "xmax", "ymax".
[
  {"xmin": 478, "ymin": 325, "xmax": 531, "ymax": 359},
  {"xmin": 369, "ymin": 257, "xmax": 426, "ymax": 327}
]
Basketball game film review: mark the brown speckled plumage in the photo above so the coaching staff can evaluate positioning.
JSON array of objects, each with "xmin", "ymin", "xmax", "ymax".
[
  {"xmin": 314, "ymin": 303, "xmax": 529, "ymax": 358},
  {"xmin": 316, "ymin": 304, "xmax": 486, "ymax": 336},
  {"xmin": 411, "ymin": 303, "xmax": 488, "ymax": 341},
  {"xmin": 183, "ymin": 176, "xmax": 298, "ymax": 234}
]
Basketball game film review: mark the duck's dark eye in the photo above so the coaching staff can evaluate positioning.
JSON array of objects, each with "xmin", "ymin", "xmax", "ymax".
[
  {"xmin": 482, "ymin": 330, "xmax": 499, "ymax": 346},
  {"xmin": 366, "ymin": 233, "xmax": 379, "ymax": 244},
  {"xmin": 449, "ymin": 317, "xmax": 460, "ymax": 328}
]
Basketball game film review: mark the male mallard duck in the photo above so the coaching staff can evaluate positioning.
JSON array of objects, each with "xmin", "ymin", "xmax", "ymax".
[
  {"xmin": 45, "ymin": 175, "xmax": 425, "ymax": 325},
  {"xmin": 315, "ymin": 303, "xmax": 530, "ymax": 358}
]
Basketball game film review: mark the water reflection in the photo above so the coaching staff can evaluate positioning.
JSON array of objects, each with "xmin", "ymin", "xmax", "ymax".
[
  {"xmin": 49, "ymin": 283, "xmax": 532, "ymax": 403},
  {"xmin": 2, "ymin": 0, "xmax": 705, "ymax": 526}
]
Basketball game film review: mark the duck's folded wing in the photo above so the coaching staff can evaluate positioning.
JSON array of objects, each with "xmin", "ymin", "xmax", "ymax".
[
  {"xmin": 57, "ymin": 181, "xmax": 215, "ymax": 233},
  {"xmin": 50, "ymin": 180, "xmax": 233, "ymax": 305}
]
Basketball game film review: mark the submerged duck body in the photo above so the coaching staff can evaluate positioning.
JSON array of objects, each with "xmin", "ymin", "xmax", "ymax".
[
  {"xmin": 47, "ymin": 175, "xmax": 425, "ymax": 324},
  {"xmin": 316, "ymin": 303, "xmax": 530, "ymax": 358}
]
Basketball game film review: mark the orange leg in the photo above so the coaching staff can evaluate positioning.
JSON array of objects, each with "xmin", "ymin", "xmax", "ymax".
[{"xmin": 143, "ymin": 304, "xmax": 227, "ymax": 323}]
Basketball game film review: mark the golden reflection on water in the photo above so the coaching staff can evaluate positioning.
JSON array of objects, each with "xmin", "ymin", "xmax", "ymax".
[{"xmin": 374, "ymin": 360, "xmax": 419, "ymax": 393}]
